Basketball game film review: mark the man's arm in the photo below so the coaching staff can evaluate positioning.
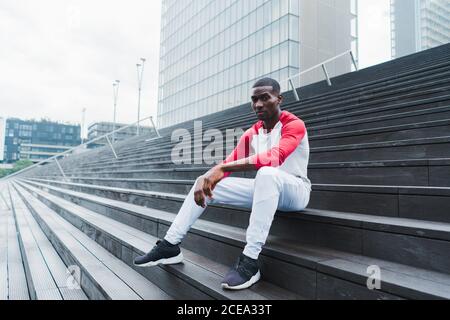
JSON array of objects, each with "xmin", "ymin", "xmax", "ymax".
[
  {"xmin": 195, "ymin": 160, "xmax": 256, "ymax": 207},
  {"xmin": 194, "ymin": 127, "xmax": 255, "ymax": 207},
  {"xmin": 218, "ymin": 118, "xmax": 307, "ymax": 173},
  {"xmin": 196, "ymin": 119, "xmax": 306, "ymax": 207}
]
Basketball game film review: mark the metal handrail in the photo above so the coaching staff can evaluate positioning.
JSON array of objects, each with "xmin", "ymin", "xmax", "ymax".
[
  {"xmin": 281, "ymin": 50, "xmax": 359, "ymax": 101},
  {"xmin": 1, "ymin": 115, "xmax": 161, "ymax": 181},
  {"xmin": 156, "ymin": 50, "xmax": 359, "ymax": 118}
]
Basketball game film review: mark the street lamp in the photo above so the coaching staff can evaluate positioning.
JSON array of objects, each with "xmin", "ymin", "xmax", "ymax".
[
  {"xmin": 81, "ymin": 107, "xmax": 86, "ymax": 143},
  {"xmin": 136, "ymin": 58, "xmax": 146, "ymax": 136},
  {"xmin": 112, "ymin": 80, "xmax": 120, "ymax": 143}
]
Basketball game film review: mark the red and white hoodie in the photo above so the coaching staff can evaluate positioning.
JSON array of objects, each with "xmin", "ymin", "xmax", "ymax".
[{"xmin": 222, "ymin": 110, "xmax": 311, "ymax": 187}]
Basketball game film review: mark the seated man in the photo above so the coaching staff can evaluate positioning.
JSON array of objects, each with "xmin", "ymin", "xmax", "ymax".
[{"xmin": 134, "ymin": 78, "xmax": 311, "ymax": 291}]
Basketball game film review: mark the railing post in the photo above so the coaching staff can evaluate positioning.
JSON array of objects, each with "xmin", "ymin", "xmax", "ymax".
[
  {"xmin": 150, "ymin": 116, "xmax": 161, "ymax": 138},
  {"xmin": 350, "ymin": 51, "xmax": 359, "ymax": 71},
  {"xmin": 322, "ymin": 64, "xmax": 332, "ymax": 86},
  {"xmin": 288, "ymin": 78, "xmax": 300, "ymax": 101},
  {"xmin": 105, "ymin": 135, "xmax": 119, "ymax": 159},
  {"xmin": 54, "ymin": 158, "xmax": 68, "ymax": 182}
]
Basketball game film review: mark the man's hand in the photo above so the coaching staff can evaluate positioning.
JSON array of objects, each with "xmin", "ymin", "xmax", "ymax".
[{"xmin": 194, "ymin": 165, "xmax": 225, "ymax": 208}]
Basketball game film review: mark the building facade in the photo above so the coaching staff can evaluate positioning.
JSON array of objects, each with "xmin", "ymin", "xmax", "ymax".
[
  {"xmin": 0, "ymin": 117, "xmax": 5, "ymax": 162},
  {"xmin": 391, "ymin": 0, "xmax": 450, "ymax": 59},
  {"xmin": 87, "ymin": 122, "xmax": 154, "ymax": 149},
  {"xmin": 157, "ymin": 0, "xmax": 358, "ymax": 128},
  {"xmin": 1, "ymin": 118, "xmax": 81, "ymax": 163}
]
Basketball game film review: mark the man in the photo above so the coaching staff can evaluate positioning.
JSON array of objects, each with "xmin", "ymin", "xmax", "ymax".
[{"xmin": 134, "ymin": 78, "xmax": 311, "ymax": 290}]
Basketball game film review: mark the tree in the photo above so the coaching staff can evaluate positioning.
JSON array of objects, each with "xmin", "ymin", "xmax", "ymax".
[{"xmin": 0, "ymin": 159, "xmax": 34, "ymax": 178}]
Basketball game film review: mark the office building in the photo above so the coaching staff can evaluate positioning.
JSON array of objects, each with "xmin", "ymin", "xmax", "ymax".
[
  {"xmin": 87, "ymin": 122, "xmax": 154, "ymax": 149},
  {"xmin": 157, "ymin": 0, "xmax": 358, "ymax": 127},
  {"xmin": 1, "ymin": 118, "xmax": 81, "ymax": 163},
  {"xmin": 391, "ymin": 0, "xmax": 450, "ymax": 58}
]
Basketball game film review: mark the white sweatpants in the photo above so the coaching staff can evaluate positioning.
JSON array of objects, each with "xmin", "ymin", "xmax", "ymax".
[{"xmin": 164, "ymin": 167, "xmax": 312, "ymax": 259}]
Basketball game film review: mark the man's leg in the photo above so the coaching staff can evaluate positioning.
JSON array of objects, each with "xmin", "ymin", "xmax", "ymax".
[
  {"xmin": 222, "ymin": 167, "xmax": 311, "ymax": 290},
  {"xmin": 243, "ymin": 166, "xmax": 311, "ymax": 259},
  {"xmin": 135, "ymin": 176, "xmax": 254, "ymax": 267},
  {"xmin": 164, "ymin": 176, "xmax": 255, "ymax": 245}
]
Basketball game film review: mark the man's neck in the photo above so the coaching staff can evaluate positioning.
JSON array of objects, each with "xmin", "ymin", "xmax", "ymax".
[{"xmin": 263, "ymin": 110, "xmax": 282, "ymax": 132}]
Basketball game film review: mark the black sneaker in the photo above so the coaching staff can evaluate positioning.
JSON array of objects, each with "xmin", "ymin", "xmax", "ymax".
[
  {"xmin": 134, "ymin": 239, "xmax": 183, "ymax": 267},
  {"xmin": 221, "ymin": 253, "xmax": 261, "ymax": 290}
]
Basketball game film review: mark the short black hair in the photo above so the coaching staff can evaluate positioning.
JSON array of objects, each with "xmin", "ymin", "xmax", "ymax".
[{"xmin": 252, "ymin": 78, "xmax": 281, "ymax": 95}]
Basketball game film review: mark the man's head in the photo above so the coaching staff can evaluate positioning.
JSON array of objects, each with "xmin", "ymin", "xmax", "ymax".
[{"xmin": 251, "ymin": 78, "xmax": 283, "ymax": 121}]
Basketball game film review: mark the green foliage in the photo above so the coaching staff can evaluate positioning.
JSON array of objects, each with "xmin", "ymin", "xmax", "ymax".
[{"xmin": 0, "ymin": 159, "xmax": 34, "ymax": 178}]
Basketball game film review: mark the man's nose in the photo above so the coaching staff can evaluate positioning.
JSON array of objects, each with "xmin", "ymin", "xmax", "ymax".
[{"xmin": 254, "ymin": 100, "xmax": 264, "ymax": 108}]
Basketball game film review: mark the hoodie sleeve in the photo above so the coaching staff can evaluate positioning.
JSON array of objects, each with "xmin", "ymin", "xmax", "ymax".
[
  {"xmin": 247, "ymin": 119, "xmax": 306, "ymax": 169},
  {"xmin": 221, "ymin": 127, "xmax": 256, "ymax": 178}
]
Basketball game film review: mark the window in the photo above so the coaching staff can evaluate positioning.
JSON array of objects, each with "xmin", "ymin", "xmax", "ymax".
[{"xmin": 289, "ymin": 15, "xmax": 299, "ymax": 42}]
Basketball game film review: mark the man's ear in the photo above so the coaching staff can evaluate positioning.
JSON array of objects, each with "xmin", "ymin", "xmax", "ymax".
[{"xmin": 278, "ymin": 94, "xmax": 284, "ymax": 105}]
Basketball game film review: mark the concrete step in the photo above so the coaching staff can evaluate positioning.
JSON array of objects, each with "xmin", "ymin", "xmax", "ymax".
[
  {"xmin": 16, "ymin": 179, "xmax": 450, "ymax": 299},
  {"xmin": 102, "ymin": 58, "xmax": 450, "ymax": 158},
  {"xmin": 99, "ymin": 57, "xmax": 450, "ymax": 158},
  {"xmin": 21, "ymin": 178, "xmax": 450, "ymax": 273},
  {"xmin": 77, "ymin": 93, "xmax": 450, "ymax": 166},
  {"xmin": 70, "ymin": 98, "xmax": 450, "ymax": 170},
  {"xmin": 10, "ymin": 183, "xmax": 173, "ymax": 300},
  {"xmin": 35, "ymin": 157, "xmax": 450, "ymax": 188},
  {"xmin": 311, "ymin": 119, "xmax": 450, "ymax": 147},
  {"xmin": 8, "ymin": 186, "xmax": 88, "ymax": 300},
  {"xmin": 184, "ymin": 78, "xmax": 450, "ymax": 140},
  {"xmin": 56, "ymin": 117, "xmax": 450, "ymax": 176},
  {"xmin": 14, "ymin": 181, "xmax": 302, "ymax": 300},
  {"xmin": 26, "ymin": 79, "xmax": 450, "ymax": 177},
  {"xmin": 68, "ymin": 70, "xmax": 450, "ymax": 165},
  {"xmin": 0, "ymin": 185, "xmax": 30, "ymax": 300},
  {"xmin": 24, "ymin": 176, "xmax": 450, "ymax": 224},
  {"xmin": 312, "ymin": 104, "xmax": 450, "ymax": 135},
  {"xmin": 60, "ymin": 136, "xmax": 450, "ymax": 172},
  {"xmin": 312, "ymin": 136, "xmax": 450, "ymax": 163},
  {"xmin": 284, "ymin": 47, "xmax": 450, "ymax": 104}
]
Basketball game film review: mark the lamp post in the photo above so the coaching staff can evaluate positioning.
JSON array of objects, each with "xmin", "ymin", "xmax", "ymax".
[
  {"xmin": 136, "ymin": 58, "xmax": 146, "ymax": 136},
  {"xmin": 112, "ymin": 80, "xmax": 120, "ymax": 143},
  {"xmin": 81, "ymin": 107, "xmax": 86, "ymax": 143}
]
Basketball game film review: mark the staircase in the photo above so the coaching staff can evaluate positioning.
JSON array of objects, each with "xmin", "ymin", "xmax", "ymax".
[{"xmin": 2, "ymin": 44, "xmax": 450, "ymax": 300}]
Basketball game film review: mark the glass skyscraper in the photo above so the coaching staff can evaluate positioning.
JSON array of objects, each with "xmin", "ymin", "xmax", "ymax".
[
  {"xmin": 158, "ymin": 0, "xmax": 357, "ymax": 128},
  {"xmin": 390, "ymin": 0, "xmax": 450, "ymax": 59}
]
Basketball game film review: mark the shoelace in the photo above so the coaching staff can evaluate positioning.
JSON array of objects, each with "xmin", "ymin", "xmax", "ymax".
[{"xmin": 146, "ymin": 240, "xmax": 162, "ymax": 256}]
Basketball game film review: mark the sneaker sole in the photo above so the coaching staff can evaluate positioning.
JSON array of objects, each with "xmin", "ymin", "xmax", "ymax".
[
  {"xmin": 134, "ymin": 252, "xmax": 184, "ymax": 267},
  {"xmin": 221, "ymin": 271, "xmax": 261, "ymax": 291}
]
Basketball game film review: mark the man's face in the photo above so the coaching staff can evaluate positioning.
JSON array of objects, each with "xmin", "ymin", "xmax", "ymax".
[{"xmin": 250, "ymin": 86, "xmax": 283, "ymax": 121}]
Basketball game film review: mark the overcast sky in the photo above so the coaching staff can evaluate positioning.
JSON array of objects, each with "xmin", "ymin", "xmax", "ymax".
[{"xmin": 0, "ymin": 0, "xmax": 391, "ymax": 137}]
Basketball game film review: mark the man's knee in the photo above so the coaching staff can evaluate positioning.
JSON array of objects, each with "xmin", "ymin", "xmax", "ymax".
[
  {"xmin": 255, "ymin": 167, "xmax": 282, "ymax": 188},
  {"xmin": 256, "ymin": 166, "xmax": 280, "ymax": 178}
]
